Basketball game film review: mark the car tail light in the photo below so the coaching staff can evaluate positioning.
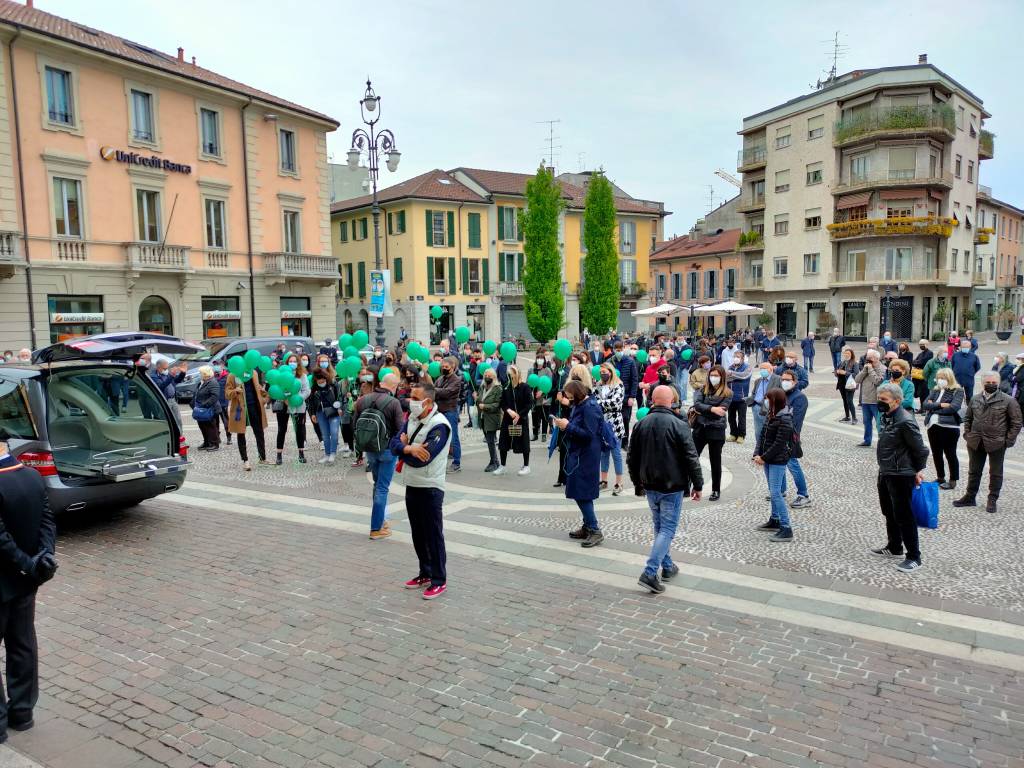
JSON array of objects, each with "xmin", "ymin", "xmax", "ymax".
[
  {"xmin": 20, "ymin": 451, "xmax": 57, "ymax": 477},
  {"xmin": 178, "ymin": 435, "xmax": 188, "ymax": 459}
]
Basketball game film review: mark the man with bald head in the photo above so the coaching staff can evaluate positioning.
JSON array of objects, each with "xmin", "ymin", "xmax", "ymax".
[
  {"xmin": 355, "ymin": 371, "xmax": 405, "ymax": 539},
  {"xmin": 627, "ymin": 385, "xmax": 704, "ymax": 594},
  {"xmin": 955, "ymin": 371, "xmax": 1022, "ymax": 514}
]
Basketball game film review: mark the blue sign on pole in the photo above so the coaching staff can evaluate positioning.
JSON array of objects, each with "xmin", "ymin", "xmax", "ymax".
[{"xmin": 369, "ymin": 269, "xmax": 393, "ymax": 318}]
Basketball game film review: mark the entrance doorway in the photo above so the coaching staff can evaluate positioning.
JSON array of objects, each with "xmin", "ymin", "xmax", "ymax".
[
  {"xmin": 880, "ymin": 296, "xmax": 914, "ymax": 340},
  {"xmin": 776, "ymin": 303, "xmax": 796, "ymax": 339},
  {"xmin": 138, "ymin": 295, "xmax": 173, "ymax": 335}
]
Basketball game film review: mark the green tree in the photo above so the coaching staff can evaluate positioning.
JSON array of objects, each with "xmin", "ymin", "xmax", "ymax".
[
  {"xmin": 580, "ymin": 172, "xmax": 619, "ymax": 334},
  {"xmin": 520, "ymin": 164, "xmax": 565, "ymax": 342}
]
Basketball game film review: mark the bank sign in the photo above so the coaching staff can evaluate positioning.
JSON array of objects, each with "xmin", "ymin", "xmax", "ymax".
[{"xmin": 100, "ymin": 146, "xmax": 192, "ymax": 174}]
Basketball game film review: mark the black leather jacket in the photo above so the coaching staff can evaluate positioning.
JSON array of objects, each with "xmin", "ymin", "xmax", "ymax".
[
  {"xmin": 876, "ymin": 405, "xmax": 929, "ymax": 477},
  {"xmin": 626, "ymin": 407, "xmax": 704, "ymax": 493}
]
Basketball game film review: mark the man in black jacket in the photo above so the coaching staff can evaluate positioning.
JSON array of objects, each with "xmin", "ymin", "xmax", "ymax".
[
  {"xmin": 872, "ymin": 383, "xmax": 929, "ymax": 573},
  {"xmin": 0, "ymin": 441, "xmax": 57, "ymax": 741},
  {"xmin": 627, "ymin": 386, "xmax": 704, "ymax": 594}
]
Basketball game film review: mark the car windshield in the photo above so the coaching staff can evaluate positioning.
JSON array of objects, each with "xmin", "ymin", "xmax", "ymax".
[
  {"xmin": 45, "ymin": 367, "xmax": 173, "ymax": 476},
  {"xmin": 178, "ymin": 340, "xmax": 232, "ymax": 362}
]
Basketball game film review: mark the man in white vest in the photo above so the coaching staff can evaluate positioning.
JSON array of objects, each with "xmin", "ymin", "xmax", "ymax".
[{"xmin": 391, "ymin": 382, "xmax": 452, "ymax": 599}]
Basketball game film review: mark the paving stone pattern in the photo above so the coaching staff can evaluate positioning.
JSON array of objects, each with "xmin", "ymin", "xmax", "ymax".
[{"xmin": 15, "ymin": 502, "xmax": 1024, "ymax": 768}]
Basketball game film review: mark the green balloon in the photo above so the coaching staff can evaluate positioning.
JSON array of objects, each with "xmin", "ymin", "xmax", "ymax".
[
  {"xmin": 428, "ymin": 361, "xmax": 441, "ymax": 378},
  {"xmin": 244, "ymin": 348, "xmax": 261, "ymax": 370},
  {"xmin": 378, "ymin": 367, "xmax": 394, "ymax": 381},
  {"xmin": 344, "ymin": 346, "xmax": 360, "ymax": 359},
  {"xmin": 288, "ymin": 376, "xmax": 302, "ymax": 395},
  {"xmin": 265, "ymin": 368, "xmax": 281, "ymax": 387},
  {"xmin": 463, "ymin": 370, "xmax": 470, "ymax": 382},
  {"xmin": 537, "ymin": 377, "xmax": 552, "ymax": 394},
  {"xmin": 636, "ymin": 407, "xmax": 650, "ymax": 421},
  {"xmin": 482, "ymin": 339, "xmax": 497, "ymax": 356},
  {"xmin": 268, "ymin": 384, "xmax": 284, "ymax": 401},
  {"xmin": 527, "ymin": 374, "xmax": 540, "ymax": 388},
  {"xmin": 477, "ymin": 361, "xmax": 491, "ymax": 376},
  {"xmin": 288, "ymin": 394, "xmax": 304, "ymax": 409},
  {"xmin": 499, "ymin": 341, "xmax": 517, "ymax": 362},
  {"xmin": 591, "ymin": 365, "xmax": 602, "ymax": 380},
  {"xmin": 455, "ymin": 326, "xmax": 470, "ymax": 344},
  {"xmin": 343, "ymin": 357, "xmax": 361, "ymax": 377},
  {"xmin": 553, "ymin": 338, "xmax": 572, "ymax": 361},
  {"xmin": 430, "ymin": 305, "xmax": 443, "ymax": 320},
  {"xmin": 227, "ymin": 356, "xmax": 246, "ymax": 377},
  {"xmin": 339, "ymin": 333, "xmax": 353, "ymax": 349},
  {"xmin": 636, "ymin": 349, "xmax": 649, "ymax": 364},
  {"xmin": 406, "ymin": 341, "xmax": 422, "ymax": 359},
  {"xmin": 681, "ymin": 348, "xmax": 693, "ymax": 361},
  {"xmin": 417, "ymin": 346, "xmax": 431, "ymax": 363},
  {"xmin": 258, "ymin": 355, "xmax": 273, "ymax": 373},
  {"xmin": 353, "ymin": 330, "xmax": 369, "ymax": 347}
]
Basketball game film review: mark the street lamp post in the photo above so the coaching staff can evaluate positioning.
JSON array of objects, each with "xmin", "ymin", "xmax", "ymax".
[{"xmin": 348, "ymin": 79, "xmax": 400, "ymax": 349}]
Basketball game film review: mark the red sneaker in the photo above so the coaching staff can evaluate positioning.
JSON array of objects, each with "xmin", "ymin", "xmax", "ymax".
[
  {"xmin": 422, "ymin": 584, "xmax": 447, "ymax": 600},
  {"xmin": 404, "ymin": 576, "xmax": 430, "ymax": 589}
]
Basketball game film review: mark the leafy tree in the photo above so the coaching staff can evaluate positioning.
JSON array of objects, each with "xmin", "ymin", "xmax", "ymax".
[
  {"xmin": 580, "ymin": 172, "xmax": 619, "ymax": 334},
  {"xmin": 520, "ymin": 164, "xmax": 565, "ymax": 342}
]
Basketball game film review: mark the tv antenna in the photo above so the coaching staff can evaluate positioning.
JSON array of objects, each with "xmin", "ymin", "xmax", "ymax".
[
  {"xmin": 537, "ymin": 119, "xmax": 561, "ymax": 167},
  {"xmin": 706, "ymin": 185, "xmax": 716, "ymax": 213},
  {"xmin": 576, "ymin": 152, "xmax": 587, "ymax": 172},
  {"xmin": 813, "ymin": 31, "xmax": 849, "ymax": 90}
]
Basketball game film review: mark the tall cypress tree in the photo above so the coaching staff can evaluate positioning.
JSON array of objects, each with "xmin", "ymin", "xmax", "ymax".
[
  {"xmin": 520, "ymin": 164, "xmax": 565, "ymax": 342},
  {"xmin": 580, "ymin": 172, "xmax": 619, "ymax": 335}
]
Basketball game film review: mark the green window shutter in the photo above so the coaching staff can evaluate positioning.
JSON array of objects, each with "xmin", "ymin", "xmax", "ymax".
[
  {"xmin": 387, "ymin": 211, "xmax": 393, "ymax": 235},
  {"xmin": 498, "ymin": 253, "xmax": 506, "ymax": 282},
  {"xmin": 517, "ymin": 209, "xmax": 524, "ymax": 242},
  {"xmin": 461, "ymin": 258, "xmax": 469, "ymax": 293},
  {"xmin": 394, "ymin": 257, "xmax": 403, "ymax": 283},
  {"xmin": 426, "ymin": 257, "xmax": 434, "ymax": 293},
  {"xmin": 447, "ymin": 257, "xmax": 456, "ymax": 294},
  {"xmin": 358, "ymin": 262, "xmax": 366, "ymax": 297},
  {"xmin": 425, "ymin": 209, "xmax": 433, "ymax": 247},
  {"xmin": 345, "ymin": 263, "xmax": 353, "ymax": 297},
  {"xmin": 360, "ymin": 218, "xmax": 368, "ymax": 239},
  {"xmin": 447, "ymin": 211, "xmax": 455, "ymax": 247},
  {"xmin": 482, "ymin": 259, "xmax": 490, "ymax": 294},
  {"xmin": 339, "ymin": 221, "xmax": 347, "ymax": 242},
  {"xmin": 497, "ymin": 205, "xmax": 505, "ymax": 240},
  {"xmin": 351, "ymin": 220, "xmax": 357, "ymax": 240},
  {"xmin": 468, "ymin": 213, "xmax": 481, "ymax": 248},
  {"xmin": 517, "ymin": 253, "xmax": 525, "ymax": 280}
]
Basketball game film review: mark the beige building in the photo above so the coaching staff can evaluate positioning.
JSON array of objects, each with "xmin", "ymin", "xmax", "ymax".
[
  {"xmin": 735, "ymin": 58, "xmax": 993, "ymax": 340},
  {"xmin": 977, "ymin": 187, "xmax": 1023, "ymax": 325},
  {"xmin": 0, "ymin": 1, "xmax": 339, "ymax": 350}
]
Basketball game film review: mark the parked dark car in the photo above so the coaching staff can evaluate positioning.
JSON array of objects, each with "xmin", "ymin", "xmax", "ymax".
[
  {"xmin": 0, "ymin": 332, "xmax": 201, "ymax": 515},
  {"xmin": 173, "ymin": 336, "xmax": 316, "ymax": 402}
]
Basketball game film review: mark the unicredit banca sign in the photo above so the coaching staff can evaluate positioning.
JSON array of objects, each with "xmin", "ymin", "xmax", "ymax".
[{"xmin": 100, "ymin": 146, "xmax": 192, "ymax": 174}]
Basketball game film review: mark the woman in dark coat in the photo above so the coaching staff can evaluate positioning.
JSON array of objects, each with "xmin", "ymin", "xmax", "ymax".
[
  {"xmin": 554, "ymin": 380, "xmax": 604, "ymax": 549},
  {"xmin": 910, "ymin": 340, "xmax": 934, "ymax": 412},
  {"xmin": 193, "ymin": 365, "xmax": 223, "ymax": 451},
  {"xmin": 691, "ymin": 364, "xmax": 731, "ymax": 501},
  {"xmin": 496, "ymin": 365, "xmax": 533, "ymax": 475}
]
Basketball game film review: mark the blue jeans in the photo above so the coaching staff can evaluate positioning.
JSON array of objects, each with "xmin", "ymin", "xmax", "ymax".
[
  {"xmin": 766, "ymin": 463, "xmax": 790, "ymax": 527},
  {"xmin": 752, "ymin": 405, "xmax": 766, "ymax": 446},
  {"xmin": 443, "ymin": 409, "xmax": 461, "ymax": 465},
  {"xmin": 366, "ymin": 450, "xmax": 397, "ymax": 531},
  {"xmin": 803, "ymin": 355, "xmax": 814, "ymax": 372},
  {"xmin": 779, "ymin": 457, "xmax": 808, "ymax": 497},
  {"xmin": 577, "ymin": 499, "xmax": 599, "ymax": 531},
  {"xmin": 861, "ymin": 404, "xmax": 879, "ymax": 444},
  {"xmin": 831, "ymin": 351, "xmax": 841, "ymax": 370},
  {"xmin": 676, "ymin": 371, "xmax": 688, "ymax": 402},
  {"xmin": 321, "ymin": 415, "xmax": 340, "ymax": 455},
  {"xmin": 644, "ymin": 490, "xmax": 681, "ymax": 577},
  {"xmin": 600, "ymin": 434, "xmax": 623, "ymax": 476}
]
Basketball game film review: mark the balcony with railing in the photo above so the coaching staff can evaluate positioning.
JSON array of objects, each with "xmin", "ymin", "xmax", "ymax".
[
  {"xmin": 737, "ymin": 144, "xmax": 768, "ymax": 173},
  {"xmin": 0, "ymin": 231, "xmax": 21, "ymax": 262},
  {"xmin": 833, "ymin": 104, "xmax": 956, "ymax": 147},
  {"xmin": 735, "ymin": 232, "xmax": 765, "ymax": 252},
  {"xmin": 832, "ymin": 169, "xmax": 953, "ymax": 196},
  {"xmin": 975, "ymin": 227, "xmax": 995, "ymax": 245},
  {"xmin": 620, "ymin": 281, "xmax": 647, "ymax": 298},
  {"xmin": 493, "ymin": 281, "xmax": 524, "ymax": 296},
  {"xmin": 736, "ymin": 194, "xmax": 766, "ymax": 214},
  {"xmin": 126, "ymin": 242, "xmax": 191, "ymax": 271},
  {"xmin": 827, "ymin": 215, "xmax": 957, "ymax": 241},
  {"xmin": 995, "ymin": 273, "xmax": 1018, "ymax": 289},
  {"xmin": 739, "ymin": 269, "xmax": 763, "ymax": 290},
  {"xmin": 263, "ymin": 252, "xmax": 339, "ymax": 283},
  {"xmin": 972, "ymin": 271, "xmax": 988, "ymax": 286},
  {"xmin": 978, "ymin": 184, "xmax": 993, "ymax": 199},
  {"xmin": 830, "ymin": 263, "xmax": 944, "ymax": 286},
  {"xmin": 979, "ymin": 129, "xmax": 995, "ymax": 159}
]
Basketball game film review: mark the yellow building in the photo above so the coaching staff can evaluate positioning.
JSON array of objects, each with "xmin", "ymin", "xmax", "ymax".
[{"xmin": 331, "ymin": 167, "xmax": 665, "ymax": 344}]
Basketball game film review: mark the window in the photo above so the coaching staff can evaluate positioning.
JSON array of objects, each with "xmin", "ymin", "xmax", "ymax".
[
  {"xmin": 466, "ymin": 259, "xmax": 481, "ymax": 294},
  {"xmin": 888, "ymin": 147, "xmax": 916, "ymax": 180},
  {"xmin": 52, "ymin": 177, "xmax": 82, "ymax": 237},
  {"xmin": 467, "ymin": 212, "xmax": 481, "ymax": 248},
  {"xmin": 431, "ymin": 256, "xmax": 448, "ymax": 294},
  {"xmin": 201, "ymin": 296, "xmax": 240, "ymax": 339},
  {"xmin": 951, "ymin": 249, "xmax": 958, "ymax": 271},
  {"xmin": 967, "ymin": 160, "xmax": 974, "ymax": 183},
  {"xmin": 969, "ymin": 113, "xmax": 977, "ymax": 137},
  {"xmin": 279, "ymin": 129, "xmax": 297, "ymax": 173},
  {"xmin": 343, "ymin": 264, "xmax": 353, "ymax": 298},
  {"xmin": 619, "ymin": 220, "xmax": 636, "ymax": 254},
  {"xmin": 955, "ymin": 155, "xmax": 962, "ymax": 178},
  {"xmin": 501, "ymin": 206, "xmax": 519, "ymax": 242},
  {"xmin": 929, "ymin": 153, "xmax": 938, "ymax": 178},
  {"xmin": 885, "ymin": 247, "xmax": 912, "ymax": 280},
  {"xmin": 957, "ymin": 106, "xmax": 965, "ymax": 130},
  {"xmin": 130, "ymin": 89, "xmax": 154, "ymax": 142},
  {"xmin": 775, "ymin": 125, "xmax": 791, "ymax": 149},
  {"xmin": 393, "ymin": 257, "xmax": 403, "ymax": 282},
  {"xmin": 851, "ymin": 154, "xmax": 869, "ymax": 182},
  {"xmin": 204, "ymin": 199, "xmax": 226, "ymax": 249},
  {"xmin": 432, "ymin": 211, "xmax": 446, "ymax": 247},
  {"xmin": 671, "ymin": 272, "xmax": 682, "ymax": 300},
  {"xmin": 750, "ymin": 218, "xmax": 764, "ymax": 236},
  {"xmin": 354, "ymin": 217, "xmax": 368, "ymax": 240},
  {"xmin": 807, "ymin": 115, "xmax": 824, "ymax": 140},
  {"xmin": 842, "ymin": 250, "xmax": 866, "ymax": 281},
  {"xmin": 774, "ymin": 169, "xmax": 790, "ymax": 193},
  {"xmin": 890, "ymin": 94, "xmax": 919, "ymax": 108},
  {"xmin": 805, "ymin": 162, "xmax": 823, "ymax": 186},
  {"xmin": 704, "ymin": 269, "xmax": 717, "ymax": 299},
  {"xmin": 847, "ymin": 205, "xmax": 868, "ymax": 222},
  {"xmin": 964, "ymin": 249, "xmax": 970, "ymax": 272},
  {"xmin": 774, "ymin": 214, "xmax": 789, "ymax": 236},
  {"xmin": 281, "ymin": 297, "xmax": 312, "ymax": 337},
  {"xmin": 751, "ymin": 179, "xmax": 765, "ymax": 203},
  {"xmin": 656, "ymin": 273, "xmax": 667, "ymax": 298},
  {"xmin": 804, "ymin": 208, "xmax": 822, "ymax": 229},
  {"xmin": 724, "ymin": 268, "xmax": 736, "ymax": 298},
  {"xmin": 357, "ymin": 263, "xmax": 366, "ymax": 298},
  {"xmin": 499, "ymin": 252, "xmax": 523, "ymax": 283},
  {"xmin": 887, "ymin": 203, "xmax": 913, "ymax": 219},
  {"xmin": 200, "ymin": 108, "xmax": 220, "ymax": 157},
  {"xmin": 283, "ymin": 210, "xmax": 301, "ymax": 254},
  {"xmin": 618, "ymin": 258, "xmax": 638, "ymax": 288},
  {"xmin": 136, "ymin": 189, "xmax": 161, "ymax": 242},
  {"xmin": 45, "ymin": 66, "xmax": 74, "ymax": 126},
  {"xmin": 47, "ymin": 294, "xmax": 105, "ymax": 344},
  {"xmin": 750, "ymin": 262, "xmax": 763, "ymax": 285},
  {"xmin": 0, "ymin": 380, "xmax": 35, "ymax": 440},
  {"xmin": 773, "ymin": 257, "xmax": 788, "ymax": 277},
  {"xmin": 338, "ymin": 220, "xmax": 348, "ymax": 243},
  {"xmin": 686, "ymin": 271, "xmax": 698, "ymax": 300},
  {"xmin": 803, "ymin": 253, "xmax": 819, "ymax": 275}
]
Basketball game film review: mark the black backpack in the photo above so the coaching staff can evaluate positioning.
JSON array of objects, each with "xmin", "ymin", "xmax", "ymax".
[{"xmin": 354, "ymin": 393, "xmax": 391, "ymax": 453}]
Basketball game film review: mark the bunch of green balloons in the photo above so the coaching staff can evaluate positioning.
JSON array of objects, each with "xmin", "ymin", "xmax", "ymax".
[
  {"xmin": 226, "ymin": 349, "xmax": 273, "ymax": 382},
  {"xmin": 264, "ymin": 365, "xmax": 305, "ymax": 409},
  {"xmin": 405, "ymin": 341, "xmax": 431, "ymax": 364}
]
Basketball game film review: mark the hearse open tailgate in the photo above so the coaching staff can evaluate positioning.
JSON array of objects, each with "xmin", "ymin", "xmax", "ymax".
[{"xmin": 100, "ymin": 456, "xmax": 191, "ymax": 482}]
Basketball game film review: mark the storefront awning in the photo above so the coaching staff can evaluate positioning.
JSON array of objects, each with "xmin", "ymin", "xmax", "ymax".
[
  {"xmin": 880, "ymin": 189, "xmax": 925, "ymax": 200},
  {"xmin": 930, "ymin": 189, "xmax": 944, "ymax": 200},
  {"xmin": 836, "ymin": 192, "xmax": 871, "ymax": 210}
]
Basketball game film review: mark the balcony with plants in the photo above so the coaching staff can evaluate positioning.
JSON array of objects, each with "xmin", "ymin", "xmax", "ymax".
[
  {"xmin": 975, "ymin": 227, "xmax": 994, "ymax": 245},
  {"xmin": 619, "ymin": 281, "xmax": 647, "ymax": 298},
  {"xmin": 827, "ymin": 215, "xmax": 957, "ymax": 241},
  {"xmin": 735, "ymin": 231, "xmax": 765, "ymax": 252},
  {"xmin": 833, "ymin": 104, "xmax": 955, "ymax": 147},
  {"xmin": 979, "ymin": 129, "xmax": 995, "ymax": 159},
  {"xmin": 832, "ymin": 168, "xmax": 953, "ymax": 196}
]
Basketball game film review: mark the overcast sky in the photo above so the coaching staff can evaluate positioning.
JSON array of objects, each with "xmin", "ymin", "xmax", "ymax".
[{"xmin": 43, "ymin": 0, "xmax": 1024, "ymax": 234}]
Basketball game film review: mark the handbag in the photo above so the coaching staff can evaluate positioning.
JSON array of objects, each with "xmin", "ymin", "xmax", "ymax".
[
  {"xmin": 508, "ymin": 423, "xmax": 523, "ymax": 438},
  {"xmin": 191, "ymin": 405, "xmax": 215, "ymax": 422},
  {"xmin": 844, "ymin": 374, "xmax": 857, "ymax": 391},
  {"xmin": 911, "ymin": 368, "xmax": 924, "ymax": 381},
  {"xmin": 911, "ymin": 481, "xmax": 940, "ymax": 529},
  {"xmin": 687, "ymin": 407, "xmax": 700, "ymax": 427}
]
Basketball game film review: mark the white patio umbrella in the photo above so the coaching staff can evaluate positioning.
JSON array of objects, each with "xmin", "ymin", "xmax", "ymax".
[
  {"xmin": 695, "ymin": 301, "xmax": 761, "ymax": 316},
  {"xmin": 631, "ymin": 303, "xmax": 691, "ymax": 317}
]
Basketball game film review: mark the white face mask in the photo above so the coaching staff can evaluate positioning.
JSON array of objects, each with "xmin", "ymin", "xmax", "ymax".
[
  {"xmin": 409, "ymin": 400, "xmax": 425, "ymax": 419},
  {"xmin": 781, "ymin": 380, "xmax": 795, "ymax": 392},
  {"xmin": 708, "ymin": 375, "xmax": 721, "ymax": 386},
  {"xmin": 937, "ymin": 379, "xmax": 948, "ymax": 389},
  {"xmin": 961, "ymin": 346, "xmax": 971, "ymax": 353},
  {"xmin": 994, "ymin": 357, "xmax": 1002, "ymax": 364}
]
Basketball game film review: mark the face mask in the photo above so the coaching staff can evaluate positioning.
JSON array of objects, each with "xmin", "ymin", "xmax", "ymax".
[
  {"xmin": 627, "ymin": 349, "xmax": 636, "ymax": 357},
  {"xmin": 702, "ymin": 362, "xmax": 711, "ymax": 371},
  {"xmin": 727, "ymin": 344, "xmax": 734, "ymax": 349},
  {"xmin": 409, "ymin": 400, "xmax": 425, "ymax": 419},
  {"xmin": 785, "ymin": 359, "xmax": 796, "ymax": 367},
  {"xmin": 884, "ymin": 334, "xmax": 891, "ymax": 340},
  {"xmin": 300, "ymin": 358, "xmax": 309, "ymax": 367},
  {"xmin": 890, "ymin": 371, "xmax": 902, "ymax": 380},
  {"xmin": 288, "ymin": 362, "xmax": 298, "ymax": 370},
  {"xmin": 374, "ymin": 351, "xmax": 382, "ymax": 358},
  {"xmin": 961, "ymin": 346, "xmax": 971, "ymax": 353},
  {"xmin": 878, "ymin": 399, "xmax": 892, "ymax": 413},
  {"xmin": 984, "ymin": 383, "xmax": 999, "ymax": 394},
  {"xmin": 759, "ymin": 369, "xmax": 769, "ymax": 379},
  {"xmin": 360, "ymin": 375, "xmax": 373, "ymax": 383},
  {"xmin": 937, "ymin": 379, "xmax": 948, "ymax": 389},
  {"xmin": 485, "ymin": 377, "xmax": 495, "ymax": 386},
  {"xmin": 994, "ymin": 357, "xmax": 1002, "ymax": 364},
  {"xmin": 212, "ymin": 366, "xmax": 222, "ymax": 374},
  {"xmin": 920, "ymin": 345, "xmax": 927, "ymax": 350},
  {"xmin": 538, "ymin": 357, "xmax": 545, "ymax": 364},
  {"xmin": 316, "ymin": 381, "xmax": 326, "ymax": 388},
  {"xmin": 938, "ymin": 354, "xmax": 947, "ymax": 362},
  {"xmin": 319, "ymin": 361, "xmax": 329, "ymax": 369},
  {"xmin": 614, "ymin": 351, "xmax": 623, "ymax": 360},
  {"xmin": 708, "ymin": 375, "xmax": 721, "ymax": 386},
  {"xmin": 781, "ymin": 380, "xmax": 795, "ymax": 392},
  {"xmin": 600, "ymin": 373, "xmax": 610, "ymax": 383}
]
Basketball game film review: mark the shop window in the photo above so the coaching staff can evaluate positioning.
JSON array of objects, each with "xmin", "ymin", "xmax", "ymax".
[
  {"xmin": 280, "ymin": 297, "xmax": 311, "ymax": 337},
  {"xmin": 138, "ymin": 295, "xmax": 173, "ymax": 335},
  {"xmin": 201, "ymin": 296, "xmax": 241, "ymax": 339},
  {"xmin": 47, "ymin": 294, "xmax": 104, "ymax": 343}
]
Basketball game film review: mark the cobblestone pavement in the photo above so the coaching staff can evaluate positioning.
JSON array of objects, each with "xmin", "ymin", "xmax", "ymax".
[{"xmin": 6, "ymin": 500, "xmax": 1024, "ymax": 768}]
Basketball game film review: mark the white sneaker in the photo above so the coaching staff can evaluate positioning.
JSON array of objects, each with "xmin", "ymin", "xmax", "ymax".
[
  {"xmin": 327, "ymin": 455, "xmax": 336, "ymax": 464},
  {"xmin": 341, "ymin": 448, "xmax": 351, "ymax": 457},
  {"xmin": 517, "ymin": 466, "xmax": 531, "ymax": 476},
  {"xmin": 493, "ymin": 466, "xmax": 505, "ymax": 476},
  {"xmin": 791, "ymin": 495, "xmax": 811, "ymax": 508},
  {"xmin": 318, "ymin": 456, "xmax": 329, "ymax": 464}
]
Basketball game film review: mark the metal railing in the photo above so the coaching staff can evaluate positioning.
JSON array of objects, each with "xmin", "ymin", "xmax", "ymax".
[
  {"xmin": 832, "ymin": 266, "xmax": 941, "ymax": 284},
  {"xmin": 493, "ymin": 281, "xmax": 524, "ymax": 296},
  {"xmin": 126, "ymin": 242, "xmax": 190, "ymax": 269},
  {"xmin": 620, "ymin": 281, "xmax": 647, "ymax": 297},
  {"xmin": 834, "ymin": 169, "xmax": 953, "ymax": 193},
  {"xmin": 827, "ymin": 215, "xmax": 957, "ymax": 240},
  {"xmin": 972, "ymin": 272, "xmax": 988, "ymax": 286},
  {"xmin": 263, "ymin": 252, "xmax": 339, "ymax": 277},
  {"xmin": 833, "ymin": 104, "xmax": 955, "ymax": 145},
  {"xmin": 737, "ymin": 144, "xmax": 767, "ymax": 169},
  {"xmin": 0, "ymin": 231, "xmax": 19, "ymax": 261}
]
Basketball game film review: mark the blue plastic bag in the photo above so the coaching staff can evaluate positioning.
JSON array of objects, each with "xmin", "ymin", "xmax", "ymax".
[{"xmin": 911, "ymin": 481, "xmax": 939, "ymax": 529}]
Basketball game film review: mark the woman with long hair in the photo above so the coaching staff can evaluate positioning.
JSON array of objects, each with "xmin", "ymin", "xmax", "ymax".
[
  {"xmin": 753, "ymin": 388, "xmax": 798, "ymax": 542},
  {"xmin": 495, "ymin": 365, "xmax": 533, "ymax": 476},
  {"xmin": 922, "ymin": 368, "xmax": 965, "ymax": 490},
  {"xmin": 309, "ymin": 367, "xmax": 342, "ymax": 464},
  {"xmin": 476, "ymin": 367, "xmax": 502, "ymax": 472},
  {"xmin": 225, "ymin": 362, "xmax": 270, "ymax": 471},
  {"xmin": 691, "ymin": 363, "xmax": 731, "ymax": 501},
  {"xmin": 595, "ymin": 363, "xmax": 625, "ymax": 495},
  {"xmin": 835, "ymin": 346, "xmax": 858, "ymax": 423},
  {"xmin": 554, "ymin": 379, "xmax": 604, "ymax": 548},
  {"xmin": 274, "ymin": 353, "xmax": 311, "ymax": 465}
]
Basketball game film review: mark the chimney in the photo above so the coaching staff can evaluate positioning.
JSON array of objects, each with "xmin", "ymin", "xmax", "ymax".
[
  {"xmin": 177, "ymin": 47, "xmax": 184, "ymax": 63},
  {"xmin": 918, "ymin": 53, "xmax": 928, "ymax": 64},
  {"xmin": 25, "ymin": 0, "xmax": 32, "ymax": 7},
  {"xmin": 191, "ymin": 56, "xmax": 196, "ymax": 67}
]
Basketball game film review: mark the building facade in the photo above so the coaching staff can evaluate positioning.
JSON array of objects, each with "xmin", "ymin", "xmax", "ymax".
[
  {"xmin": 331, "ymin": 167, "xmax": 665, "ymax": 344},
  {"xmin": 0, "ymin": 2, "xmax": 339, "ymax": 350},
  {"xmin": 978, "ymin": 188, "xmax": 1023, "ymax": 325},
  {"xmin": 734, "ymin": 60, "xmax": 993, "ymax": 341}
]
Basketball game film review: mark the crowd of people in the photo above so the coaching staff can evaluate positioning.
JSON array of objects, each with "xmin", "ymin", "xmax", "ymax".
[{"xmin": 180, "ymin": 326, "xmax": 1022, "ymax": 597}]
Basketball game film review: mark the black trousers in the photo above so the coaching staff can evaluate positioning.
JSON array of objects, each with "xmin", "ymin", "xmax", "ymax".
[
  {"xmin": 406, "ymin": 486, "xmax": 446, "ymax": 586},
  {"xmin": 966, "ymin": 446, "xmax": 1006, "ymax": 500},
  {"xmin": 276, "ymin": 409, "xmax": 307, "ymax": 452},
  {"xmin": 484, "ymin": 430, "xmax": 498, "ymax": 465},
  {"xmin": 727, "ymin": 401, "xmax": 747, "ymax": 438},
  {"xmin": 692, "ymin": 432, "xmax": 724, "ymax": 493},
  {"xmin": 197, "ymin": 419, "xmax": 220, "ymax": 448},
  {"xmin": 0, "ymin": 592, "xmax": 38, "ymax": 730},
  {"xmin": 840, "ymin": 388, "xmax": 857, "ymax": 419},
  {"xmin": 500, "ymin": 445, "xmax": 529, "ymax": 468},
  {"xmin": 926, "ymin": 427, "xmax": 960, "ymax": 483},
  {"xmin": 236, "ymin": 427, "xmax": 266, "ymax": 462},
  {"xmin": 621, "ymin": 403, "xmax": 633, "ymax": 449},
  {"xmin": 877, "ymin": 475, "xmax": 919, "ymax": 560},
  {"xmin": 531, "ymin": 404, "xmax": 549, "ymax": 438},
  {"xmin": 219, "ymin": 411, "xmax": 230, "ymax": 442},
  {"xmin": 341, "ymin": 422, "xmax": 354, "ymax": 451}
]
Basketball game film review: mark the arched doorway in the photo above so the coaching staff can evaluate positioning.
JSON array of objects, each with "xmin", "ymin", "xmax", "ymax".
[
  {"xmin": 139, "ymin": 295, "xmax": 173, "ymax": 335},
  {"xmin": 358, "ymin": 309, "xmax": 369, "ymax": 332},
  {"xmin": 343, "ymin": 309, "xmax": 353, "ymax": 333}
]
